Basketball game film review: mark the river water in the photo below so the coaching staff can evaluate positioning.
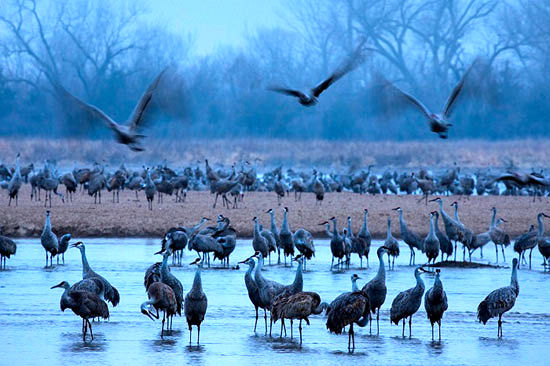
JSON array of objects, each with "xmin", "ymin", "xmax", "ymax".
[{"xmin": 1, "ymin": 239, "xmax": 549, "ymax": 366}]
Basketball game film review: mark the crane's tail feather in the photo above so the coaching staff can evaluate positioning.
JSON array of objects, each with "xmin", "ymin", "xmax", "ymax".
[{"xmin": 477, "ymin": 300, "xmax": 491, "ymax": 324}]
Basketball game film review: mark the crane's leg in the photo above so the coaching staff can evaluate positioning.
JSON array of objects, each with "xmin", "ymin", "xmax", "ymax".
[
  {"xmin": 87, "ymin": 319, "xmax": 94, "ymax": 341},
  {"xmin": 431, "ymin": 323, "xmax": 434, "ymax": 341},
  {"xmin": 495, "ymin": 244, "xmax": 499, "ymax": 263},
  {"xmin": 402, "ymin": 318, "xmax": 405, "ymax": 337},
  {"xmin": 331, "ymin": 256, "xmax": 334, "ymax": 271},
  {"xmin": 45, "ymin": 252, "xmax": 48, "ymax": 267},
  {"xmin": 279, "ymin": 320, "xmax": 284, "ymax": 338},
  {"xmin": 480, "ymin": 245, "xmax": 484, "ymax": 258},
  {"xmin": 369, "ymin": 312, "xmax": 372, "ymax": 334},
  {"xmin": 501, "ymin": 245, "xmax": 506, "ymax": 262},
  {"xmin": 350, "ymin": 323, "xmax": 355, "ymax": 351},
  {"xmin": 254, "ymin": 307, "xmax": 258, "ymax": 332},
  {"xmin": 299, "ymin": 319, "xmax": 303, "ymax": 346},
  {"xmin": 409, "ymin": 316, "xmax": 412, "ymax": 338},
  {"xmin": 83, "ymin": 319, "xmax": 87, "ymax": 341},
  {"xmin": 290, "ymin": 319, "xmax": 293, "ymax": 339},
  {"xmin": 454, "ymin": 242, "xmax": 457, "ymax": 261},
  {"xmin": 392, "ymin": 256, "xmax": 395, "ymax": 271},
  {"xmin": 62, "ymin": 253, "xmax": 65, "ymax": 264},
  {"xmin": 360, "ymin": 256, "xmax": 363, "ymax": 269},
  {"xmin": 213, "ymin": 193, "xmax": 218, "ymax": 208},
  {"xmin": 377, "ymin": 308, "xmax": 380, "ymax": 335},
  {"xmin": 438, "ymin": 320, "xmax": 442, "ymax": 341},
  {"xmin": 161, "ymin": 312, "xmax": 165, "ymax": 338},
  {"xmin": 264, "ymin": 309, "xmax": 268, "ymax": 335},
  {"xmin": 498, "ymin": 314, "xmax": 502, "ymax": 338},
  {"xmin": 388, "ymin": 256, "xmax": 390, "ymax": 270},
  {"xmin": 197, "ymin": 325, "xmax": 200, "ymax": 345},
  {"xmin": 269, "ymin": 315, "xmax": 273, "ymax": 337},
  {"xmin": 529, "ymin": 248, "xmax": 533, "ymax": 269},
  {"xmin": 57, "ymin": 255, "xmax": 59, "ymax": 265},
  {"xmin": 189, "ymin": 325, "xmax": 192, "ymax": 344},
  {"xmin": 348, "ymin": 325, "xmax": 352, "ymax": 352}
]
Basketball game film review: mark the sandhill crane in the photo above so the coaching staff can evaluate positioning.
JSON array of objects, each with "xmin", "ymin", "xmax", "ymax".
[
  {"xmin": 7, "ymin": 153, "xmax": 22, "ymax": 206},
  {"xmin": 56, "ymin": 234, "xmax": 71, "ymax": 264},
  {"xmin": 385, "ymin": 59, "xmax": 477, "ymax": 138},
  {"xmin": 394, "ymin": 207, "xmax": 424, "ymax": 265},
  {"xmin": 346, "ymin": 217, "xmax": 366, "ymax": 268},
  {"xmin": 489, "ymin": 207, "xmax": 511, "ymax": 262},
  {"xmin": 61, "ymin": 172, "xmax": 77, "ymax": 202},
  {"xmin": 144, "ymin": 262, "xmax": 162, "ymax": 291},
  {"xmin": 239, "ymin": 256, "xmax": 265, "ymax": 333},
  {"xmin": 450, "ymin": 201, "xmax": 474, "ymax": 261},
  {"xmin": 271, "ymin": 291, "xmax": 328, "ymax": 345},
  {"xmin": 268, "ymin": 39, "xmax": 366, "ymax": 107},
  {"xmin": 187, "ymin": 232, "xmax": 224, "ymax": 268},
  {"xmin": 185, "ymin": 257, "xmax": 208, "ymax": 345},
  {"xmin": 291, "ymin": 178, "xmax": 306, "ymax": 201},
  {"xmin": 144, "ymin": 168, "xmax": 156, "ymax": 210},
  {"xmin": 424, "ymin": 269, "xmax": 448, "ymax": 341},
  {"xmin": 424, "ymin": 212, "xmax": 440, "ymax": 264},
  {"xmin": 433, "ymin": 212, "xmax": 452, "ymax": 261},
  {"xmin": 478, "ymin": 258, "xmax": 519, "ymax": 337},
  {"xmin": 357, "ymin": 209, "xmax": 372, "ymax": 267},
  {"xmin": 328, "ymin": 217, "xmax": 346, "ymax": 270},
  {"xmin": 158, "ymin": 251, "xmax": 183, "ymax": 324},
  {"xmin": 72, "ymin": 242, "xmax": 120, "ymax": 307},
  {"xmin": 384, "ymin": 217, "xmax": 400, "ymax": 270},
  {"xmin": 514, "ymin": 225, "xmax": 537, "ymax": 269},
  {"xmin": 87, "ymin": 169, "xmax": 106, "ymax": 204},
  {"xmin": 362, "ymin": 246, "xmax": 389, "ymax": 334},
  {"xmin": 259, "ymin": 224, "xmax": 277, "ymax": 264},
  {"xmin": 0, "ymin": 234, "xmax": 16, "ymax": 270},
  {"xmin": 254, "ymin": 253, "xmax": 284, "ymax": 336},
  {"xmin": 57, "ymin": 69, "xmax": 167, "ymax": 151},
  {"xmin": 536, "ymin": 213, "xmax": 550, "ymax": 270},
  {"xmin": 252, "ymin": 217, "xmax": 269, "ymax": 259},
  {"xmin": 293, "ymin": 229, "xmax": 315, "ymax": 270},
  {"xmin": 313, "ymin": 173, "xmax": 325, "ymax": 205},
  {"xmin": 430, "ymin": 198, "xmax": 461, "ymax": 261},
  {"xmin": 390, "ymin": 267, "xmax": 427, "ymax": 337},
  {"xmin": 342, "ymin": 228, "xmax": 352, "ymax": 268},
  {"xmin": 41, "ymin": 210, "xmax": 58, "ymax": 267},
  {"xmin": 141, "ymin": 282, "xmax": 177, "ymax": 337},
  {"xmin": 51, "ymin": 281, "xmax": 109, "ymax": 341},
  {"xmin": 279, "ymin": 207, "xmax": 295, "ymax": 266},
  {"xmin": 274, "ymin": 178, "xmax": 285, "ymax": 206},
  {"xmin": 266, "ymin": 209, "xmax": 282, "ymax": 264},
  {"xmin": 326, "ymin": 274, "xmax": 370, "ymax": 352}
]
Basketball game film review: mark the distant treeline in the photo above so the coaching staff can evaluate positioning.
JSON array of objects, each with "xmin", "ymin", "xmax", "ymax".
[{"xmin": 1, "ymin": 0, "xmax": 550, "ymax": 141}]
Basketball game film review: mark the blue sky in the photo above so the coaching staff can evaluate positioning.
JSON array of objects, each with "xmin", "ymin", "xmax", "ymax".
[{"xmin": 148, "ymin": 0, "xmax": 287, "ymax": 55}]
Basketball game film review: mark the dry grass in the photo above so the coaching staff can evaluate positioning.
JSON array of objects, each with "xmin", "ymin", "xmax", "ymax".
[
  {"xmin": 1, "ymin": 185, "xmax": 546, "ymax": 239},
  {"xmin": 1, "ymin": 137, "xmax": 549, "ymax": 170}
]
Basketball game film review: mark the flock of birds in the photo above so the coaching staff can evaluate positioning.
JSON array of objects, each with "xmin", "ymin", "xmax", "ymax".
[
  {"xmin": 1, "ymin": 153, "xmax": 549, "ymax": 212},
  {"xmin": 47, "ymin": 39, "xmax": 482, "ymax": 153},
  {"xmin": 0, "ymin": 199, "xmax": 545, "ymax": 351}
]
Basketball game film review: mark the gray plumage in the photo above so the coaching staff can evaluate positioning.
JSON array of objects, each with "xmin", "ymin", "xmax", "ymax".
[
  {"xmin": 390, "ymin": 267, "xmax": 426, "ymax": 337},
  {"xmin": 71, "ymin": 278, "xmax": 105, "ymax": 299},
  {"xmin": 362, "ymin": 246, "xmax": 389, "ymax": 334},
  {"xmin": 141, "ymin": 282, "xmax": 178, "ymax": 337},
  {"xmin": 536, "ymin": 213, "xmax": 550, "ymax": 268},
  {"xmin": 489, "ymin": 207, "xmax": 511, "ymax": 262},
  {"xmin": 279, "ymin": 207, "xmax": 295, "ymax": 266},
  {"xmin": 144, "ymin": 262, "xmax": 163, "ymax": 291},
  {"xmin": 384, "ymin": 217, "xmax": 399, "ymax": 270},
  {"xmin": 347, "ymin": 217, "xmax": 367, "ymax": 268},
  {"xmin": 423, "ymin": 212, "xmax": 440, "ymax": 264},
  {"xmin": 395, "ymin": 207, "xmax": 424, "ymax": 265},
  {"xmin": 424, "ymin": 269, "xmax": 448, "ymax": 340},
  {"xmin": 477, "ymin": 258, "xmax": 519, "ymax": 338},
  {"xmin": 159, "ymin": 251, "xmax": 183, "ymax": 316},
  {"xmin": 144, "ymin": 168, "xmax": 156, "ymax": 210},
  {"xmin": 57, "ymin": 233, "xmax": 72, "ymax": 264},
  {"xmin": 326, "ymin": 274, "xmax": 370, "ymax": 351},
  {"xmin": 51, "ymin": 281, "xmax": 109, "ymax": 342},
  {"xmin": 329, "ymin": 217, "xmax": 346, "ymax": 270},
  {"xmin": 40, "ymin": 210, "xmax": 58, "ymax": 267},
  {"xmin": 293, "ymin": 228, "xmax": 315, "ymax": 268},
  {"xmin": 7, "ymin": 153, "xmax": 22, "ymax": 206},
  {"xmin": 434, "ymin": 211, "xmax": 452, "ymax": 260},
  {"xmin": 266, "ymin": 209, "xmax": 282, "ymax": 264},
  {"xmin": 0, "ymin": 234, "xmax": 17, "ymax": 270},
  {"xmin": 240, "ymin": 257, "xmax": 265, "ymax": 333},
  {"xmin": 431, "ymin": 198, "xmax": 462, "ymax": 260},
  {"xmin": 74, "ymin": 242, "xmax": 120, "ymax": 307},
  {"xmin": 357, "ymin": 209, "xmax": 372, "ymax": 267},
  {"xmin": 184, "ymin": 259, "xmax": 208, "ymax": 344},
  {"xmin": 451, "ymin": 201, "xmax": 474, "ymax": 261},
  {"xmin": 514, "ymin": 225, "xmax": 537, "ymax": 268},
  {"xmin": 252, "ymin": 217, "xmax": 269, "ymax": 258}
]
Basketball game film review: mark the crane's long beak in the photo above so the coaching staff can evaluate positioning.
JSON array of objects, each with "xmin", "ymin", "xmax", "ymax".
[
  {"xmin": 141, "ymin": 309, "xmax": 157, "ymax": 321},
  {"xmin": 50, "ymin": 283, "xmax": 63, "ymax": 289}
]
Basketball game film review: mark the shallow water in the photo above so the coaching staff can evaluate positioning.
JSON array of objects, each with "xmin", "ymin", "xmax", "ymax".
[{"xmin": 1, "ymin": 239, "xmax": 549, "ymax": 366}]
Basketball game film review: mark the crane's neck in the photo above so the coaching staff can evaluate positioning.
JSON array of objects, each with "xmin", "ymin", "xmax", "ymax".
[
  {"xmin": 437, "ymin": 200, "xmax": 445, "ymax": 215},
  {"xmin": 269, "ymin": 212, "xmax": 277, "ymax": 231},
  {"xmin": 491, "ymin": 209, "xmax": 497, "ymax": 227},
  {"xmin": 376, "ymin": 250, "xmax": 386, "ymax": 281},
  {"xmin": 429, "ymin": 215, "xmax": 435, "ymax": 236},
  {"xmin": 386, "ymin": 219, "xmax": 392, "ymax": 239},
  {"xmin": 254, "ymin": 254, "xmax": 264, "ymax": 284},
  {"xmin": 14, "ymin": 156, "xmax": 21, "ymax": 178},
  {"xmin": 434, "ymin": 214, "xmax": 440, "ymax": 232},
  {"xmin": 160, "ymin": 254, "xmax": 170, "ymax": 279},
  {"xmin": 191, "ymin": 266, "xmax": 203, "ymax": 293},
  {"xmin": 510, "ymin": 263, "xmax": 519, "ymax": 294},
  {"xmin": 361, "ymin": 211, "xmax": 368, "ymax": 232},
  {"xmin": 246, "ymin": 260, "xmax": 255, "ymax": 277},
  {"xmin": 79, "ymin": 247, "xmax": 91, "ymax": 274},
  {"xmin": 332, "ymin": 219, "xmax": 339, "ymax": 238},
  {"xmin": 351, "ymin": 278, "xmax": 359, "ymax": 292},
  {"xmin": 291, "ymin": 260, "xmax": 303, "ymax": 291},
  {"xmin": 325, "ymin": 223, "xmax": 331, "ymax": 237},
  {"xmin": 44, "ymin": 214, "xmax": 52, "ymax": 232},
  {"xmin": 414, "ymin": 270, "xmax": 425, "ymax": 291},
  {"xmin": 347, "ymin": 219, "xmax": 353, "ymax": 237},
  {"xmin": 432, "ymin": 273, "xmax": 443, "ymax": 297},
  {"xmin": 192, "ymin": 219, "xmax": 207, "ymax": 233},
  {"xmin": 453, "ymin": 204, "xmax": 459, "ymax": 221},
  {"xmin": 282, "ymin": 211, "xmax": 290, "ymax": 231},
  {"xmin": 253, "ymin": 220, "xmax": 261, "ymax": 238},
  {"xmin": 538, "ymin": 214, "xmax": 545, "ymax": 237}
]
